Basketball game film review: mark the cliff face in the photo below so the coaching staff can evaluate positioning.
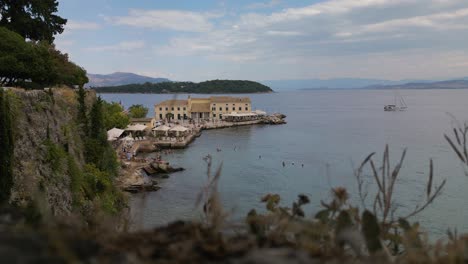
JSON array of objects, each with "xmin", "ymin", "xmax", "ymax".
[{"xmin": 7, "ymin": 88, "xmax": 98, "ymax": 216}]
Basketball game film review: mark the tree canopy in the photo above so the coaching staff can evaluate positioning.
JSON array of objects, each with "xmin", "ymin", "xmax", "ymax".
[
  {"xmin": 94, "ymin": 80, "xmax": 274, "ymax": 94},
  {"xmin": 0, "ymin": 27, "xmax": 88, "ymax": 88},
  {"xmin": 103, "ymin": 101, "xmax": 130, "ymax": 130},
  {"xmin": 0, "ymin": 0, "xmax": 67, "ymax": 42},
  {"xmin": 128, "ymin": 104, "xmax": 148, "ymax": 118}
]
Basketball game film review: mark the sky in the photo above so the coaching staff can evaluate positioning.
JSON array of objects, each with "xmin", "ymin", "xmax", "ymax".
[{"xmin": 56, "ymin": 0, "xmax": 468, "ymax": 82}]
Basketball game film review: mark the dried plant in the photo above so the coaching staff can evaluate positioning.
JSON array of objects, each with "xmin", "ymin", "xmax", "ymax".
[
  {"xmin": 444, "ymin": 121, "xmax": 468, "ymax": 176},
  {"xmin": 195, "ymin": 155, "xmax": 227, "ymax": 230},
  {"xmin": 354, "ymin": 145, "xmax": 446, "ymax": 254}
]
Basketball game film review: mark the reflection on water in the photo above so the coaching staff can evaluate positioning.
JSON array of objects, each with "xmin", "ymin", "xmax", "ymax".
[{"xmin": 101, "ymin": 90, "xmax": 468, "ymax": 237}]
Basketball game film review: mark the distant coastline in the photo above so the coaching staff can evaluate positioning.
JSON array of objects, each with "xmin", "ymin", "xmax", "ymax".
[{"xmin": 93, "ymin": 80, "xmax": 273, "ymax": 94}]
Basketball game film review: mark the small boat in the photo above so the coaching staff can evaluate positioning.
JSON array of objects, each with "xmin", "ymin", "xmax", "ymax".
[{"xmin": 384, "ymin": 89, "xmax": 407, "ymax": 111}]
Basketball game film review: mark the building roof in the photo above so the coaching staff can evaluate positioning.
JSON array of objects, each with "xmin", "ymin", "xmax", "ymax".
[
  {"xmin": 209, "ymin": 96, "xmax": 251, "ymax": 103},
  {"xmin": 155, "ymin": 99, "xmax": 188, "ymax": 107},
  {"xmin": 190, "ymin": 102, "xmax": 211, "ymax": 112}
]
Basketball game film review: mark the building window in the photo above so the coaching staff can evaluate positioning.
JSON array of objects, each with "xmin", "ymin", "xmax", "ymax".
[
  {"xmin": 238, "ymin": 107, "xmax": 241, "ymax": 111},
  {"xmin": 183, "ymin": 114, "xmax": 187, "ymax": 119},
  {"xmin": 159, "ymin": 107, "xmax": 162, "ymax": 111},
  {"xmin": 159, "ymin": 114, "xmax": 163, "ymax": 119},
  {"xmin": 213, "ymin": 114, "xmax": 216, "ymax": 117},
  {"xmin": 177, "ymin": 107, "xmax": 180, "ymax": 111},
  {"xmin": 177, "ymin": 114, "xmax": 181, "ymax": 120},
  {"xmin": 226, "ymin": 107, "xmax": 228, "ymax": 111},
  {"xmin": 233, "ymin": 104, "xmax": 235, "ymax": 106},
  {"xmin": 165, "ymin": 107, "xmax": 168, "ymax": 111},
  {"xmin": 245, "ymin": 107, "xmax": 248, "ymax": 111},
  {"xmin": 183, "ymin": 107, "xmax": 186, "ymax": 111},
  {"xmin": 220, "ymin": 114, "xmax": 223, "ymax": 118},
  {"xmin": 171, "ymin": 107, "xmax": 174, "ymax": 111},
  {"xmin": 232, "ymin": 107, "xmax": 235, "ymax": 111},
  {"xmin": 212, "ymin": 107, "xmax": 216, "ymax": 111},
  {"xmin": 219, "ymin": 107, "xmax": 222, "ymax": 111}
]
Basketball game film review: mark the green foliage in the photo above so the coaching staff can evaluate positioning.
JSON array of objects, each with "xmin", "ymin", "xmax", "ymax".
[
  {"xmin": 76, "ymin": 86, "xmax": 88, "ymax": 133},
  {"xmin": 85, "ymin": 97, "xmax": 118, "ymax": 175},
  {"xmin": 0, "ymin": 89, "xmax": 14, "ymax": 202},
  {"xmin": 82, "ymin": 164, "xmax": 125, "ymax": 214},
  {"xmin": 128, "ymin": 104, "xmax": 148, "ymax": 118},
  {"xmin": 0, "ymin": 0, "xmax": 67, "ymax": 42},
  {"xmin": 102, "ymin": 101, "xmax": 130, "ymax": 130},
  {"xmin": 94, "ymin": 80, "xmax": 273, "ymax": 94},
  {"xmin": 0, "ymin": 27, "xmax": 88, "ymax": 87},
  {"xmin": 44, "ymin": 139, "xmax": 67, "ymax": 173}
]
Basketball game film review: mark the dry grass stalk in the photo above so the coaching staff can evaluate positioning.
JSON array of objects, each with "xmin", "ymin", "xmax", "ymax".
[
  {"xmin": 444, "ymin": 121, "xmax": 468, "ymax": 176},
  {"xmin": 195, "ymin": 155, "xmax": 227, "ymax": 230},
  {"xmin": 355, "ymin": 145, "xmax": 446, "ymax": 229}
]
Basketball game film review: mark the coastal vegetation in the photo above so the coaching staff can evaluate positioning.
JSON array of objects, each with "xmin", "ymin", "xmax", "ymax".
[
  {"xmin": 0, "ymin": 0, "xmax": 87, "ymax": 88},
  {"xmin": 102, "ymin": 101, "xmax": 130, "ymax": 130},
  {"xmin": 94, "ymin": 80, "xmax": 273, "ymax": 94},
  {"xmin": 0, "ymin": 27, "xmax": 88, "ymax": 88},
  {"xmin": 128, "ymin": 104, "xmax": 149, "ymax": 118}
]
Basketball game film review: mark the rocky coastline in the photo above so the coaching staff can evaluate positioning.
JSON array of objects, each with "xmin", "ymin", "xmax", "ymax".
[{"xmin": 116, "ymin": 113, "xmax": 286, "ymax": 193}]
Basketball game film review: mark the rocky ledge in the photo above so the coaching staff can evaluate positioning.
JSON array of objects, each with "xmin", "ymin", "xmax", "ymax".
[{"xmin": 261, "ymin": 113, "xmax": 287, "ymax": 125}]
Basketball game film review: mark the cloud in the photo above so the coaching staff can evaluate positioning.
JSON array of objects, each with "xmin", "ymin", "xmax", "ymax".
[
  {"xmin": 66, "ymin": 21, "xmax": 101, "ymax": 30},
  {"xmin": 87, "ymin": 41, "xmax": 145, "ymax": 52},
  {"xmin": 246, "ymin": 0, "xmax": 281, "ymax": 10},
  {"xmin": 155, "ymin": 0, "xmax": 468, "ymax": 63},
  {"xmin": 105, "ymin": 9, "xmax": 222, "ymax": 32}
]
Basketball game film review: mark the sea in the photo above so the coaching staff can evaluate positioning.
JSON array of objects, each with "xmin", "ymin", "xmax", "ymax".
[{"xmin": 101, "ymin": 89, "xmax": 468, "ymax": 238}]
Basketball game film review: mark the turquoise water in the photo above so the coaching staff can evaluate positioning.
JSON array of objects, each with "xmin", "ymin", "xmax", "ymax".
[{"xmin": 101, "ymin": 90, "xmax": 468, "ymax": 237}]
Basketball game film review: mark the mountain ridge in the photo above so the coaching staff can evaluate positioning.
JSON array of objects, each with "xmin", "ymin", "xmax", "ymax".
[{"xmin": 86, "ymin": 72, "xmax": 170, "ymax": 88}]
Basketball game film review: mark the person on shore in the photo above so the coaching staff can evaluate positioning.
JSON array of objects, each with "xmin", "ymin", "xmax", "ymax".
[
  {"xmin": 302, "ymin": 164, "xmax": 304, "ymax": 167},
  {"xmin": 282, "ymin": 161, "xmax": 285, "ymax": 167}
]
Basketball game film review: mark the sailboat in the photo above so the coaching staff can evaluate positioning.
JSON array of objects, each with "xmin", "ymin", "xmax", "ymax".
[{"xmin": 384, "ymin": 89, "xmax": 407, "ymax": 111}]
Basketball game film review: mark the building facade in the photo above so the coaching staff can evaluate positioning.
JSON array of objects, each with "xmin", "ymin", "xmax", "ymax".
[
  {"xmin": 154, "ymin": 100, "xmax": 188, "ymax": 121},
  {"xmin": 129, "ymin": 117, "xmax": 155, "ymax": 128},
  {"xmin": 154, "ymin": 96, "xmax": 252, "ymax": 121}
]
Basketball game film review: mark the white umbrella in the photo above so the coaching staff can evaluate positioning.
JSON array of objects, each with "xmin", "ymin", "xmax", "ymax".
[
  {"xmin": 170, "ymin": 125, "xmax": 189, "ymax": 132},
  {"xmin": 125, "ymin": 124, "xmax": 147, "ymax": 131},
  {"xmin": 107, "ymin": 128, "xmax": 124, "ymax": 141},
  {"xmin": 153, "ymin": 125, "xmax": 171, "ymax": 131}
]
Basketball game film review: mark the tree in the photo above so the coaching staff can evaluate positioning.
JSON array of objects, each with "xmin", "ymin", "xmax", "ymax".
[
  {"xmin": 102, "ymin": 101, "xmax": 130, "ymax": 130},
  {"xmin": 128, "ymin": 104, "xmax": 148, "ymax": 118},
  {"xmin": 0, "ymin": 0, "xmax": 67, "ymax": 43},
  {"xmin": 0, "ymin": 27, "xmax": 34, "ymax": 86},
  {"xmin": 0, "ymin": 89, "xmax": 14, "ymax": 202},
  {"xmin": 0, "ymin": 27, "xmax": 88, "ymax": 88},
  {"xmin": 85, "ymin": 97, "xmax": 118, "ymax": 175},
  {"xmin": 76, "ymin": 86, "xmax": 87, "ymax": 134}
]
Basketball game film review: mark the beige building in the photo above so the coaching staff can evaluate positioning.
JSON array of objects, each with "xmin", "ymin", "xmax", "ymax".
[
  {"xmin": 154, "ymin": 96, "xmax": 252, "ymax": 121},
  {"xmin": 154, "ymin": 99, "xmax": 188, "ymax": 121},
  {"xmin": 129, "ymin": 117, "xmax": 156, "ymax": 128}
]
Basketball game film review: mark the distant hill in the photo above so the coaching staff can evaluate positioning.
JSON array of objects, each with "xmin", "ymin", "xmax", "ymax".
[
  {"xmin": 94, "ymin": 80, "xmax": 273, "ymax": 94},
  {"xmin": 261, "ymin": 78, "xmax": 429, "ymax": 90},
  {"xmin": 86, "ymin": 72, "xmax": 170, "ymax": 87},
  {"xmin": 365, "ymin": 79, "xmax": 468, "ymax": 90}
]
